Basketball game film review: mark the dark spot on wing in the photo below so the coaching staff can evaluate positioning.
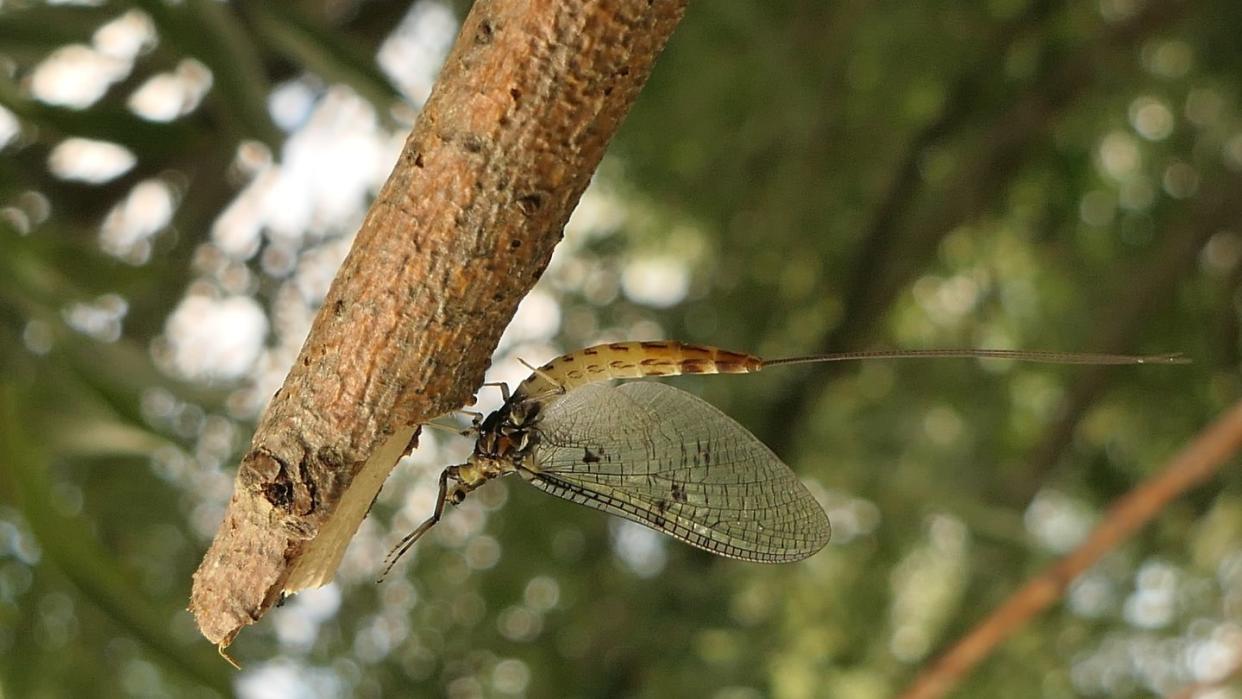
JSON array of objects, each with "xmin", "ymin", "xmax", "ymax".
[{"xmin": 652, "ymin": 499, "xmax": 668, "ymax": 527}]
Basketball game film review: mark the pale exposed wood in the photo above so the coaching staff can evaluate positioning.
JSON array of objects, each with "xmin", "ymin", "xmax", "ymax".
[
  {"xmin": 190, "ymin": 0, "xmax": 687, "ymax": 649},
  {"xmin": 283, "ymin": 425, "xmax": 418, "ymax": 591}
]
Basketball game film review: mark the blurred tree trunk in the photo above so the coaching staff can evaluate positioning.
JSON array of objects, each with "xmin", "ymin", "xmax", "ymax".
[{"xmin": 189, "ymin": 0, "xmax": 687, "ymax": 652}]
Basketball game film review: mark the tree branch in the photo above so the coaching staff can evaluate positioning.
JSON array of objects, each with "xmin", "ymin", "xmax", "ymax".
[
  {"xmin": 897, "ymin": 398, "xmax": 1242, "ymax": 699},
  {"xmin": 190, "ymin": 0, "xmax": 687, "ymax": 650}
]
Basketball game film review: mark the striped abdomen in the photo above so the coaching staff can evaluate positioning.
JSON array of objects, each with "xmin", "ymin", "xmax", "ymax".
[{"xmin": 514, "ymin": 341, "xmax": 763, "ymax": 402}]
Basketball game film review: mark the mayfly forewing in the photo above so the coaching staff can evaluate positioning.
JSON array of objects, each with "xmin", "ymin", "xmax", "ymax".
[{"xmin": 527, "ymin": 382, "xmax": 830, "ymax": 563}]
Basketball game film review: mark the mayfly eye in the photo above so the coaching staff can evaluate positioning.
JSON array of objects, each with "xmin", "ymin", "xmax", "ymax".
[{"xmin": 451, "ymin": 489, "xmax": 466, "ymax": 504}]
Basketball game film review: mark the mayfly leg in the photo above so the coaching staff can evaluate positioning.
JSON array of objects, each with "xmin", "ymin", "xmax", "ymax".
[
  {"xmin": 517, "ymin": 358, "xmax": 562, "ymax": 385},
  {"xmin": 378, "ymin": 469, "xmax": 451, "ymax": 582},
  {"xmin": 453, "ymin": 408, "xmax": 486, "ymax": 432},
  {"xmin": 479, "ymin": 381, "xmax": 512, "ymax": 404},
  {"xmin": 422, "ymin": 420, "xmax": 477, "ymax": 438},
  {"xmin": 421, "ymin": 404, "xmax": 489, "ymax": 437},
  {"xmin": 516, "ymin": 358, "xmax": 565, "ymax": 399}
]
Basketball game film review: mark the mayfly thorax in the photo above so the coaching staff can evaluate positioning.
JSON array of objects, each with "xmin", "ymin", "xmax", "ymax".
[{"xmin": 378, "ymin": 341, "xmax": 1187, "ymax": 580}]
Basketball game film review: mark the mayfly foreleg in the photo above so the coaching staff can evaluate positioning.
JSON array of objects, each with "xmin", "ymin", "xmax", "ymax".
[
  {"xmin": 423, "ymin": 412, "xmax": 483, "ymax": 437},
  {"xmin": 446, "ymin": 409, "xmax": 486, "ymax": 432},
  {"xmin": 517, "ymin": 357, "xmax": 565, "ymax": 395},
  {"xmin": 378, "ymin": 468, "xmax": 451, "ymax": 582},
  {"xmin": 479, "ymin": 381, "xmax": 512, "ymax": 404},
  {"xmin": 421, "ymin": 420, "xmax": 472, "ymax": 437}
]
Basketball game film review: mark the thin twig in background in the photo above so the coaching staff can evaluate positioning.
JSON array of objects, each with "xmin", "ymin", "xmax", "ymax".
[{"xmin": 897, "ymin": 398, "xmax": 1242, "ymax": 699}]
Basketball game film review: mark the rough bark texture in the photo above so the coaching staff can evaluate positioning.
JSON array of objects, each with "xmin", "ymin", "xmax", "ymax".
[{"xmin": 190, "ymin": 0, "xmax": 688, "ymax": 648}]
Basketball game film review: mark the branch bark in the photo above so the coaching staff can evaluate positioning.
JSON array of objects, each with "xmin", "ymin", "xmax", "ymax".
[
  {"xmin": 190, "ymin": 0, "xmax": 687, "ymax": 650},
  {"xmin": 897, "ymin": 398, "xmax": 1242, "ymax": 699}
]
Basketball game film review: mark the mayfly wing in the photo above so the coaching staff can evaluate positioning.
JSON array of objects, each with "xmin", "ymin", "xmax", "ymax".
[{"xmin": 526, "ymin": 382, "xmax": 831, "ymax": 563}]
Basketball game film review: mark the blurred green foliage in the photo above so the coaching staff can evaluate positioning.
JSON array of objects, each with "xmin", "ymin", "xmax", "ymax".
[{"xmin": 1, "ymin": 1, "xmax": 1241, "ymax": 697}]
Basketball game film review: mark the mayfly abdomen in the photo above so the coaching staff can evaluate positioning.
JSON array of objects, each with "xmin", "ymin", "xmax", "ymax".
[{"xmin": 514, "ymin": 341, "xmax": 764, "ymax": 402}]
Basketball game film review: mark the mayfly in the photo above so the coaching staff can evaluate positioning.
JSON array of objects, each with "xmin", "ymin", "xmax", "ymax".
[{"xmin": 379, "ymin": 342, "xmax": 1186, "ymax": 578}]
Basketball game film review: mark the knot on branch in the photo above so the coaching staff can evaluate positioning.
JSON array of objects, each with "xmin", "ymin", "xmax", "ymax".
[{"xmin": 243, "ymin": 451, "xmax": 319, "ymax": 525}]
